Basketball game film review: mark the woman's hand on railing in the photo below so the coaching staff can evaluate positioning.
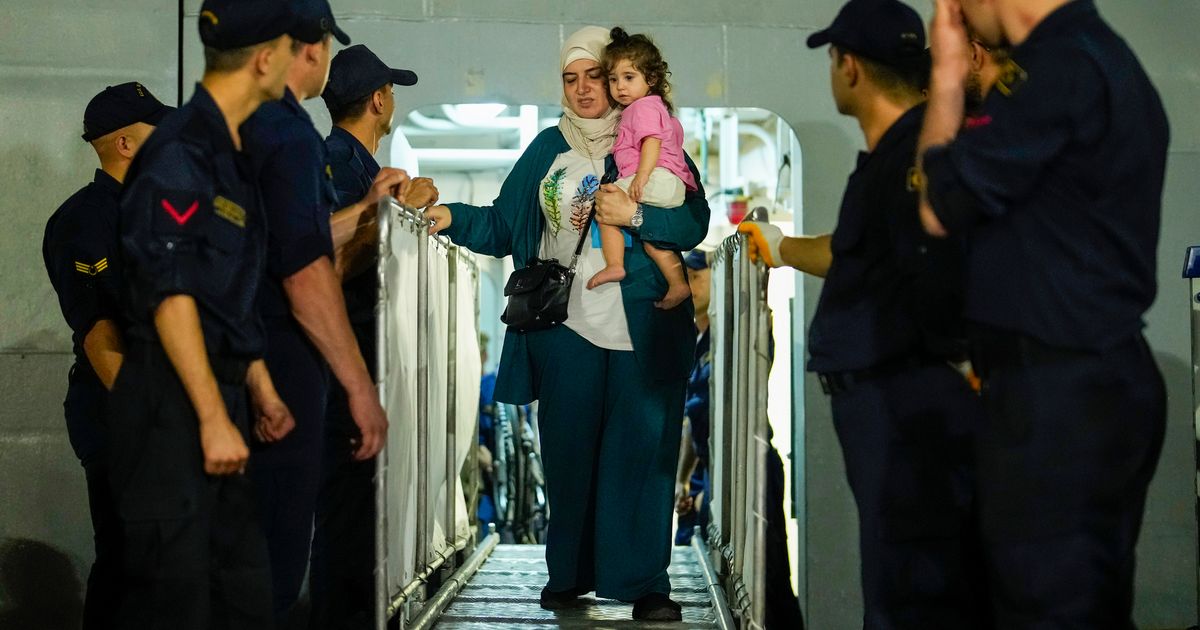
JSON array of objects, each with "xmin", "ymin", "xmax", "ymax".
[{"xmin": 425, "ymin": 205, "xmax": 453, "ymax": 235}]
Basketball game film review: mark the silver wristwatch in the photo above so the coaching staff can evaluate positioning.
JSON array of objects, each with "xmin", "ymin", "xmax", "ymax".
[{"xmin": 630, "ymin": 205, "xmax": 644, "ymax": 229}]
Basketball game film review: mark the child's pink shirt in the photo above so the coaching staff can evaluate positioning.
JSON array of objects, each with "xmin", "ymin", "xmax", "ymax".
[{"xmin": 612, "ymin": 95, "xmax": 698, "ymax": 191}]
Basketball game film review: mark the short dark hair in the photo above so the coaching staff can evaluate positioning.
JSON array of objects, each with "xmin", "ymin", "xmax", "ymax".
[
  {"xmin": 204, "ymin": 35, "xmax": 293, "ymax": 75},
  {"xmin": 204, "ymin": 45, "xmax": 257, "ymax": 74},
  {"xmin": 327, "ymin": 86, "xmax": 387, "ymax": 125},
  {"xmin": 833, "ymin": 45, "xmax": 928, "ymax": 97}
]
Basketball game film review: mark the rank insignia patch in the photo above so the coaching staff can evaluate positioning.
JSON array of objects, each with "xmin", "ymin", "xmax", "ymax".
[
  {"xmin": 907, "ymin": 167, "xmax": 924, "ymax": 193},
  {"xmin": 162, "ymin": 198, "xmax": 199, "ymax": 225},
  {"xmin": 74, "ymin": 257, "xmax": 108, "ymax": 276},
  {"xmin": 996, "ymin": 59, "xmax": 1028, "ymax": 97},
  {"xmin": 214, "ymin": 196, "xmax": 246, "ymax": 228},
  {"xmin": 153, "ymin": 191, "xmax": 209, "ymax": 236}
]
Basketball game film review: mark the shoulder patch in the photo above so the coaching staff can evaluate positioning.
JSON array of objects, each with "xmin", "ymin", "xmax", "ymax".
[
  {"xmin": 74, "ymin": 257, "xmax": 108, "ymax": 276},
  {"xmin": 153, "ymin": 190, "xmax": 208, "ymax": 236},
  {"xmin": 906, "ymin": 167, "xmax": 923, "ymax": 193},
  {"xmin": 996, "ymin": 59, "xmax": 1029, "ymax": 97},
  {"xmin": 964, "ymin": 115, "xmax": 993, "ymax": 130}
]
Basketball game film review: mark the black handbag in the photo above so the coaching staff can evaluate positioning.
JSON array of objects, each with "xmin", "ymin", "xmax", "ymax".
[{"xmin": 501, "ymin": 206, "xmax": 597, "ymax": 332}]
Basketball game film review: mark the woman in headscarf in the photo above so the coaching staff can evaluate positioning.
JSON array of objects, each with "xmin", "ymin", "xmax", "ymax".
[{"xmin": 424, "ymin": 25, "xmax": 710, "ymax": 621}]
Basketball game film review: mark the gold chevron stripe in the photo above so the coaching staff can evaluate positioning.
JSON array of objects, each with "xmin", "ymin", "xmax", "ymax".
[{"xmin": 73, "ymin": 257, "xmax": 109, "ymax": 276}]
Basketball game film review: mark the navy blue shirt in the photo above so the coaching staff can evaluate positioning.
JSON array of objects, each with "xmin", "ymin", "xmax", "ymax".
[
  {"xmin": 924, "ymin": 0, "xmax": 1169, "ymax": 351},
  {"xmin": 325, "ymin": 125, "xmax": 380, "ymax": 375},
  {"xmin": 479, "ymin": 371, "xmax": 497, "ymax": 448},
  {"xmin": 119, "ymin": 85, "xmax": 267, "ymax": 359},
  {"xmin": 43, "ymin": 169, "xmax": 124, "ymax": 464},
  {"xmin": 44, "ymin": 169, "xmax": 124, "ymax": 371},
  {"xmin": 241, "ymin": 88, "xmax": 337, "ymax": 327},
  {"xmin": 686, "ymin": 329, "xmax": 711, "ymax": 464},
  {"xmin": 809, "ymin": 105, "xmax": 967, "ymax": 373}
]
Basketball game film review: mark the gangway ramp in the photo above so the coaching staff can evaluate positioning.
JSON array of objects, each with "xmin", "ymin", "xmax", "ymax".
[{"xmin": 432, "ymin": 543, "xmax": 730, "ymax": 629}]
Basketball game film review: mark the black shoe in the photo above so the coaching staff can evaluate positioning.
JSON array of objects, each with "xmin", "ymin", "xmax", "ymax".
[
  {"xmin": 632, "ymin": 593, "xmax": 682, "ymax": 621},
  {"xmin": 540, "ymin": 586, "xmax": 589, "ymax": 610}
]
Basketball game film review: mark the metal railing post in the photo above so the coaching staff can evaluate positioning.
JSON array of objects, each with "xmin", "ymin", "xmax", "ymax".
[
  {"xmin": 415, "ymin": 204, "xmax": 430, "ymax": 589},
  {"xmin": 750, "ymin": 250, "xmax": 769, "ymax": 630},
  {"xmin": 374, "ymin": 197, "xmax": 393, "ymax": 630},
  {"xmin": 717, "ymin": 242, "xmax": 737, "ymax": 601},
  {"xmin": 734, "ymin": 237, "xmax": 751, "ymax": 601},
  {"xmin": 1184, "ymin": 245, "xmax": 1200, "ymax": 622},
  {"xmin": 445, "ymin": 246, "xmax": 459, "ymax": 568}
]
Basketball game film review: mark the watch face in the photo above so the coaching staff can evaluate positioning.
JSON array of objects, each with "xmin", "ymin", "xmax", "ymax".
[{"xmin": 632, "ymin": 211, "xmax": 643, "ymax": 227}]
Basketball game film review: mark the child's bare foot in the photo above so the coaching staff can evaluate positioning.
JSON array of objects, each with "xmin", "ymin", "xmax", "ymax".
[
  {"xmin": 587, "ymin": 265, "xmax": 626, "ymax": 290},
  {"xmin": 654, "ymin": 283, "xmax": 692, "ymax": 310}
]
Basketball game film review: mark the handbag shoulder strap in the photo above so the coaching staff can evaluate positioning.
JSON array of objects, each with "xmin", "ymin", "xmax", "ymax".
[{"xmin": 567, "ymin": 206, "xmax": 597, "ymax": 273}]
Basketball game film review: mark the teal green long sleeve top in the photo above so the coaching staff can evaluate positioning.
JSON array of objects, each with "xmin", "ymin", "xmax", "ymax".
[{"xmin": 443, "ymin": 125, "xmax": 711, "ymax": 405}]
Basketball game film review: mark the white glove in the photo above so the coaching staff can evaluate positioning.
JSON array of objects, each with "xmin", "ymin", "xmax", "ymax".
[{"xmin": 737, "ymin": 221, "xmax": 784, "ymax": 268}]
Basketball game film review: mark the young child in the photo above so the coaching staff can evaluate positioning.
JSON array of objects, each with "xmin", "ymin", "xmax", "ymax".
[{"xmin": 587, "ymin": 27, "xmax": 698, "ymax": 310}]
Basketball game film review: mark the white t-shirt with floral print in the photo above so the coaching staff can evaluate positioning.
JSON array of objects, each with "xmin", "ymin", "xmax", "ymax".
[{"xmin": 538, "ymin": 149, "xmax": 633, "ymax": 351}]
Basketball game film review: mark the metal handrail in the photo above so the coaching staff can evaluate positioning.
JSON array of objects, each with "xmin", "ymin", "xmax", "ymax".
[
  {"xmin": 706, "ymin": 232, "xmax": 771, "ymax": 630},
  {"xmin": 406, "ymin": 528, "xmax": 501, "ymax": 630},
  {"xmin": 375, "ymin": 197, "xmax": 482, "ymax": 628},
  {"xmin": 694, "ymin": 528, "xmax": 737, "ymax": 630}
]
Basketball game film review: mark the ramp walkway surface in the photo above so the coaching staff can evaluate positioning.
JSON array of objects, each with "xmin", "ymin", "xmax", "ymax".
[{"xmin": 433, "ymin": 544, "xmax": 723, "ymax": 629}]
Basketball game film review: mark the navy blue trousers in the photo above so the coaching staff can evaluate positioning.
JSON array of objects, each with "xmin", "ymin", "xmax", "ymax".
[
  {"xmin": 64, "ymin": 368, "xmax": 123, "ymax": 630},
  {"xmin": 249, "ymin": 326, "xmax": 329, "ymax": 622},
  {"xmin": 972, "ymin": 334, "xmax": 1165, "ymax": 629},
  {"xmin": 830, "ymin": 362, "xmax": 989, "ymax": 629},
  {"xmin": 309, "ymin": 320, "xmax": 375, "ymax": 630},
  {"xmin": 106, "ymin": 344, "xmax": 273, "ymax": 630},
  {"xmin": 81, "ymin": 459, "xmax": 122, "ymax": 630}
]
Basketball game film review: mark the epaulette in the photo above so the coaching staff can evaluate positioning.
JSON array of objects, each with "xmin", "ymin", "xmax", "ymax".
[
  {"xmin": 178, "ymin": 110, "xmax": 212, "ymax": 146},
  {"xmin": 326, "ymin": 134, "xmax": 354, "ymax": 164}
]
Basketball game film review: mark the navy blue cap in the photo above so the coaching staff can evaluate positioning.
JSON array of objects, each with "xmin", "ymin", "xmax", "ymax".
[
  {"xmin": 322, "ymin": 44, "xmax": 417, "ymax": 110},
  {"xmin": 198, "ymin": 0, "xmax": 298, "ymax": 51},
  {"xmin": 807, "ymin": 0, "xmax": 926, "ymax": 64},
  {"xmin": 684, "ymin": 250, "xmax": 710, "ymax": 271},
  {"xmin": 81, "ymin": 82, "xmax": 175, "ymax": 142},
  {"xmin": 290, "ymin": 0, "xmax": 351, "ymax": 46}
]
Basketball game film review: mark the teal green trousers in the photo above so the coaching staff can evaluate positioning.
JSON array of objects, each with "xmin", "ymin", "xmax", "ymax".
[{"xmin": 524, "ymin": 325, "xmax": 686, "ymax": 600}]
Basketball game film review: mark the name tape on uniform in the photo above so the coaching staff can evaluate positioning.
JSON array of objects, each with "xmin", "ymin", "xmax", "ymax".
[{"xmin": 214, "ymin": 196, "xmax": 246, "ymax": 228}]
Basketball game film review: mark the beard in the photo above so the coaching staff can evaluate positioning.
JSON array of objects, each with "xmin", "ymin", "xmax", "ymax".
[{"xmin": 965, "ymin": 72, "xmax": 985, "ymax": 114}]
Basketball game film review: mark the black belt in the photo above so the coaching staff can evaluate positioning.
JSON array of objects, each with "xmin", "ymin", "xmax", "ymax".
[
  {"xmin": 818, "ymin": 353, "xmax": 945, "ymax": 396},
  {"xmin": 209, "ymin": 355, "xmax": 249, "ymax": 386},
  {"xmin": 131, "ymin": 341, "xmax": 248, "ymax": 386},
  {"xmin": 967, "ymin": 325, "xmax": 1122, "ymax": 379}
]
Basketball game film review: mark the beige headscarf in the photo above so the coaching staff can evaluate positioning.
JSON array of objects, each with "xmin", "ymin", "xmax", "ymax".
[{"xmin": 558, "ymin": 25, "xmax": 621, "ymax": 160}]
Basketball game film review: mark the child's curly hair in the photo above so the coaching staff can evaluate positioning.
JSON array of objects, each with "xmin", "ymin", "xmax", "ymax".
[{"xmin": 603, "ymin": 27, "xmax": 675, "ymax": 115}]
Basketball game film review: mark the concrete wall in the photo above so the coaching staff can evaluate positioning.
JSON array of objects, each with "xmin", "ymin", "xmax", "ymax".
[
  {"xmin": 0, "ymin": 1, "xmax": 178, "ymax": 620},
  {"xmin": 2, "ymin": 1, "xmax": 1197, "ymax": 627}
]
